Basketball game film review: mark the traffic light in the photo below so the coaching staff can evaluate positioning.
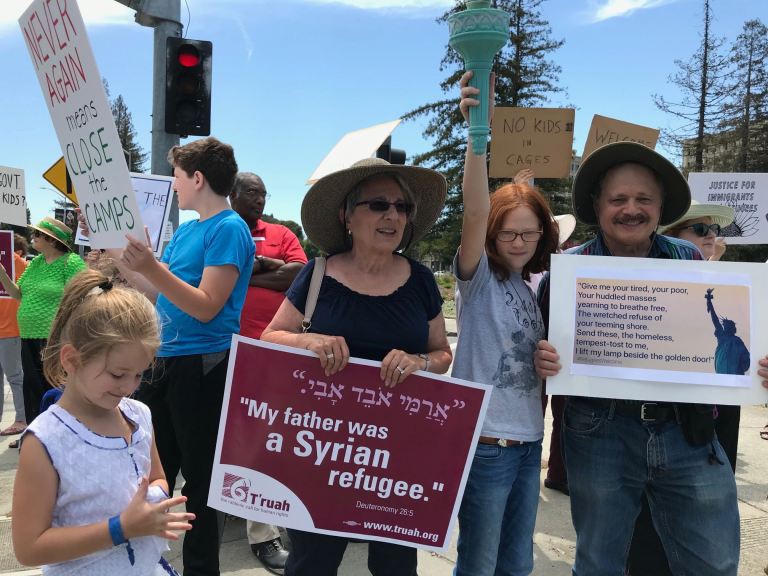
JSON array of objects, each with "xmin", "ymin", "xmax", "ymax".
[
  {"xmin": 376, "ymin": 137, "xmax": 406, "ymax": 165},
  {"xmin": 165, "ymin": 37, "xmax": 212, "ymax": 137}
]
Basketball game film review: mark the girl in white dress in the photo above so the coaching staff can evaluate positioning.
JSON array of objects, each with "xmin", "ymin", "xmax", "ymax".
[{"xmin": 12, "ymin": 269, "xmax": 195, "ymax": 575}]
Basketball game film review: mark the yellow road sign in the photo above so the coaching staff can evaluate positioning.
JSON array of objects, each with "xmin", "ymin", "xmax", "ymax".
[{"xmin": 42, "ymin": 157, "xmax": 78, "ymax": 206}]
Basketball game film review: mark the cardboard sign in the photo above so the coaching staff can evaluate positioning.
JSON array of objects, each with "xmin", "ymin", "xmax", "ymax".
[
  {"xmin": 209, "ymin": 337, "xmax": 491, "ymax": 552},
  {"xmin": 547, "ymin": 254, "xmax": 768, "ymax": 405},
  {"xmin": 581, "ymin": 115, "xmax": 659, "ymax": 159},
  {"xmin": 688, "ymin": 172, "xmax": 768, "ymax": 245},
  {"xmin": 0, "ymin": 166, "xmax": 27, "ymax": 227},
  {"xmin": 0, "ymin": 231, "xmax": 14, "ymax": 299},
  {"xmin": 19, "ymin": 0, "xmax": 145, "ymax": 249},
  {"xmin": 489, "ymin": 107, "xmax": 575, "ymax": 179},
  {"xmin": 75, "ymin": 173, "xmax": 174, "ymax": 257}
]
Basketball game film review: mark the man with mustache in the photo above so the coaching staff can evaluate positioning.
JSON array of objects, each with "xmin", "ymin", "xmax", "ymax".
[{"xmin": 535, "ymin": 142, "xmax": 750, "ymax": 576}]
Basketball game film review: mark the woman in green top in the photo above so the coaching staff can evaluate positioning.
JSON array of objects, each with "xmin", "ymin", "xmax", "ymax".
[{"xmin": 0, "ymin": 217, "xmax": 86, "ymax": 424}]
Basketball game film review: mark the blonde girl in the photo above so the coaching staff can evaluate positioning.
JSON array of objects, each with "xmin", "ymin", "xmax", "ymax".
[{"xmin": 12, "ymin": 269, "xmax": 194, "ymax": 575}]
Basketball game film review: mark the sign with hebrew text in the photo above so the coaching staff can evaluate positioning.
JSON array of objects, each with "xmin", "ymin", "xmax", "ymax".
[{"xmin": 209, "ymin": 337, "xmax": 490, "ymax": 552}]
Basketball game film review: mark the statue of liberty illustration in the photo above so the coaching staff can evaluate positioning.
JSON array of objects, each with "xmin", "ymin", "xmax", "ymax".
[{"xmin": 705, "ymin": 288, "xmax": 750, "ymax": 375}]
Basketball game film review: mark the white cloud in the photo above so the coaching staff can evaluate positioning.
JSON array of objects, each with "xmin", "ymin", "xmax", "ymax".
[
  {"xmin": 591, "ymin": 0, "xmax": 672, "ymax": 22},
  {"xmin": 1, "ymin": 0, "xmax": 135, "ymax": 31}
]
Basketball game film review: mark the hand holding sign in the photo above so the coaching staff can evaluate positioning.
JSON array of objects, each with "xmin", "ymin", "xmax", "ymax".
[
  {"xmin": 121, "ymin": 230, "xmax": 157, "ymax": 275},
  {"xmin": 759, "ymin": 356, "xmax": 768, "ymax": 390}
]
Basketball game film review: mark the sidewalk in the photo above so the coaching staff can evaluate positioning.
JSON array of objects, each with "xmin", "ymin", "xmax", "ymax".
[{"xmin": 1, "ymin": 385, "xmax": 766, "ymax": 575}]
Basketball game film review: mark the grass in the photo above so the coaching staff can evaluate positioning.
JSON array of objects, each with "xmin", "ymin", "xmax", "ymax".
[{"xmin": 435, "ymin": 273, "xmax": 456, "ymax": 319}]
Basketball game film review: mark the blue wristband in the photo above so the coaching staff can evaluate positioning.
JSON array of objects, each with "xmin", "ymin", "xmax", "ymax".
[
  {"xmin": 108, "ymin": 515, "xmax": 135, "ymax": 565},
  {"xmin": 108, "ymin": 515, "xmax": 127, "ymax": 546}
]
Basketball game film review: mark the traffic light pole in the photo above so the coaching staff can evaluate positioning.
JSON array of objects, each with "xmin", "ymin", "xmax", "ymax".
[{"xmin": 114, "ymin": 0, "xmax": 182, "ymax": 227}]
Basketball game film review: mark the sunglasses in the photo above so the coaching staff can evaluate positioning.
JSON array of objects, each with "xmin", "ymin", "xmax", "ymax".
[
  {"xmin": 496, "ymin": 230, "xmax": 543, "ymax": 243},
  {"xmin": 356, "ymin": 200, "xmax": 414, "ymax": 215},
  {"xmin": 681, "ymin": 223, "xmax": 721, "ymax": 237}
]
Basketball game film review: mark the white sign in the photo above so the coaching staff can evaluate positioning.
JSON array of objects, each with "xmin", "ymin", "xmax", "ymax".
[
  {"xmin": 0, "ymin": 166, "xmax": 26, "ymax": 227},
  {"xmin": 19, "ymin": 0, "xmax": 145, "ymax": 249},
  {"xmin": 547, "ymin": 254, "xmax": 768, "ymax": 406},
  {"xmin": 75, "ymin": 173, "xmax": 174, "ymax": 258},
  {"xmin": 688, "ymin": 172, "xmax": 768, "ymax": 245},
  {"xmin": 307, "ymin": 119, "xmax": 401, "ymax": 184}
]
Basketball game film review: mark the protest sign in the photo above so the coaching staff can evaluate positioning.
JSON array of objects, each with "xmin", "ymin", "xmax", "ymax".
[
  {"xmin": 75, "ymin": 173, "xmax": 174, "ymax": 257},
  {"xmin": 581, "ymin": 115, "xmax": 659, "ymax": 159},
  {"xmin": 19, "ymin": 0, "xmax": 144, "ymax": 248},
  {"xmin": 54, "ymin": 208, "xmax": 78, "ymax": 232},
  {"xmin": 0, "ymin": 231, "xmax": 14, "ymax": 299},
  {"xmin": 209, "ymin": 337, "xmax": 491, "ymax": 552},
  {"xmin": 0, "ymin": 166, "xmax": 26, "ymax": 227},
  {"xmin": 489, "ymin": 107, "xmax": 575, "ymax": 179},
  {"xmin": 547, "ymin": 254, "xmax": 768, "ymax": 405},
  {"xmin": 688, "ymin": 172, "xmax": 768, "ymax": 245}
]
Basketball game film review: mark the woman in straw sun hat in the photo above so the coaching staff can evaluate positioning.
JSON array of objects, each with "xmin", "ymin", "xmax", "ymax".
[
  {"xmin": 262, "ymin": 157, "xmax": 453, "ymax": 575},
  {"xmin": 658, "ymin": 200, "xmax": 735, "ymax": 261},
  {"xmin": 0, "ymin": 217, "xmax": 86, "ymax": 427}
]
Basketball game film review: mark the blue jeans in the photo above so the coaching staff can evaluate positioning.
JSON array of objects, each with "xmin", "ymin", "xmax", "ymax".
[
  {"xmin": 454, "ymin": 440, "xmax": 542, "ymax": 576},
  {"xmin": 563, "ymin": 397, "xmax": 739, "ymax": 576}
]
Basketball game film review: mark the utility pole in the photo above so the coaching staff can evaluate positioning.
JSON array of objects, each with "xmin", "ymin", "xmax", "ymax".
[{"xmin": 114, "ymin": 0, "xmax": 182, "ymax": 227}]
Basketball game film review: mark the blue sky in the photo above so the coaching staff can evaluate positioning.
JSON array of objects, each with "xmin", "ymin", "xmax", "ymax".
[{"xmin": 1, "ymin": 0, "xmax": 766, "ymax": 229}]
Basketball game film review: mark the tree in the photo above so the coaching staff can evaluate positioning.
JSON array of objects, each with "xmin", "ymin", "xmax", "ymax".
[
  {"xmin": 403, "ymin": 0, "xmax": 566, "ymax": 266},
  {"xmin": 261, "ymin": 213, "xmax": 305, "ymax": 241},
  {"xmin": 717, "ymin": 19, "xmax": 768, "ymax": 172},
  {"xmin": 103, "ymin": 80, "xmax": 149, "ymax": 173},
  {"xmin": 653, "ymin": 0, "xmax": 730, "ymax": 172}
]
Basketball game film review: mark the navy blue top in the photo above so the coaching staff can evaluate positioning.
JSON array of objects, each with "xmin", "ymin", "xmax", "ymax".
[{"xmin": 286, "ymin": 255, "xmax": 443, "ymax": 361}]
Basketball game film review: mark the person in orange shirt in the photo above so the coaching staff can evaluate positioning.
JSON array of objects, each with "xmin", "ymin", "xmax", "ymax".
[{"xmin": 1, "ymin": 234, "xmax": 29, "ymax": 442}]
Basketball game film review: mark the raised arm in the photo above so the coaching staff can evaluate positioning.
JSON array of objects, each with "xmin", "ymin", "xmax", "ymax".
[
  {"xmin": 0, "ymin": 262, "xmax": 21, "ymax": 300},
  {"xmin": 706, "ymin": 290, "xmax": 722, "ymax": 332},
  {"xmin": 121, "ymin": 233, "xmax": 240, "ymax": 323},
  {"xmin": 456, "ymin": 70, "xmax": 495, "ymax": 282}
]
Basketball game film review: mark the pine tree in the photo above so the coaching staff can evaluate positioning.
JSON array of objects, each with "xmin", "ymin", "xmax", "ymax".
[
  {"xmin": 653, "ymin": 0, "xmax": 730, "ymax": 173},
  {"xmin": 103, "ymin": 80, "xmax": 149, "ymax": 173},
  {"xmin": 717, "ymin": 19, "xmax": 768, "ymax": 172},
  {"xmin": 403, "ymin": 0, "xmax": 566, "ymax": 266}
]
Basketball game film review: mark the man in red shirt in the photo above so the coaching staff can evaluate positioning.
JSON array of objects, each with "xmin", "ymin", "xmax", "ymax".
[{"xmin": 230, "ymin": 172, "xmax": 308, "ymax": 574}]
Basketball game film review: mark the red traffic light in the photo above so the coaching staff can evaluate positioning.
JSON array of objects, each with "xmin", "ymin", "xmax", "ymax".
[{"xmin": 177, "ymin": 45, "xmax": 201, "ymax": 67}]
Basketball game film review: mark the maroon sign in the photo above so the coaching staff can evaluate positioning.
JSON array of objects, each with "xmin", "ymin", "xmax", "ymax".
[
  {"xmin": 208, "ymin": 337, "xmax": 490, "ymax": 551},
  {"xmin": 0, "ymin": 231, "xmax": 14, "ymax": 298}
]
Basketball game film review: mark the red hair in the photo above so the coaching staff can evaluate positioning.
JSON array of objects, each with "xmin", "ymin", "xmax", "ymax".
[{"xmin": 485, "ymin": 183, "xmax": 559, "ymax": 281}]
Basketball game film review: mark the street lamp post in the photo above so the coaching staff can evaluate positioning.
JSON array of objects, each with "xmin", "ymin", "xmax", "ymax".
[{"xmin": 114, "ymin": 0, "xmax": 182, "ymax": 229}]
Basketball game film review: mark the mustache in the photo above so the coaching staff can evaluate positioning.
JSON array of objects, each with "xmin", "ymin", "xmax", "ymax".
[{"xmin": 615, "ymin": 216, "xmax": 649, "ymax": 225}]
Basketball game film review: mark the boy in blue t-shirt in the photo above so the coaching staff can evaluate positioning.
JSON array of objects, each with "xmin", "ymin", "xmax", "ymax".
[{"xmin": 119, "ymin": 137, "xmax": 255, "ymax": 575}]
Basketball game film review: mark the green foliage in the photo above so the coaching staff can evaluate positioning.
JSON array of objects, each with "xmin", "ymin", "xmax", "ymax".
[
  {"xmin": 714, "ymin": 19, "xmax": 768, "ymax": 172},
  {"xmin": 261, "ymin": 213, "xmax": 305, "ymax": 241},
  {"xmin": 103, "ymin": 79, "xmax": 148, "ymax": 173},
  {"xmin": 404, "ymin": 0, "xmax": 566, "ymax": 264}
]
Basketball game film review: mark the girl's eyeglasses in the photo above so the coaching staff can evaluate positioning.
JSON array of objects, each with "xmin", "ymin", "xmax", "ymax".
[
  {"xmin": 496, "ymin": 230, "xmax": 543, "ymax": 243},
  {"xmin": 681, "ymin": 223, "xmax": 721, "ymax": 237},
  {"xmin": 356, "ymin": 200, "xmax": 414, "ymax": 215}
]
